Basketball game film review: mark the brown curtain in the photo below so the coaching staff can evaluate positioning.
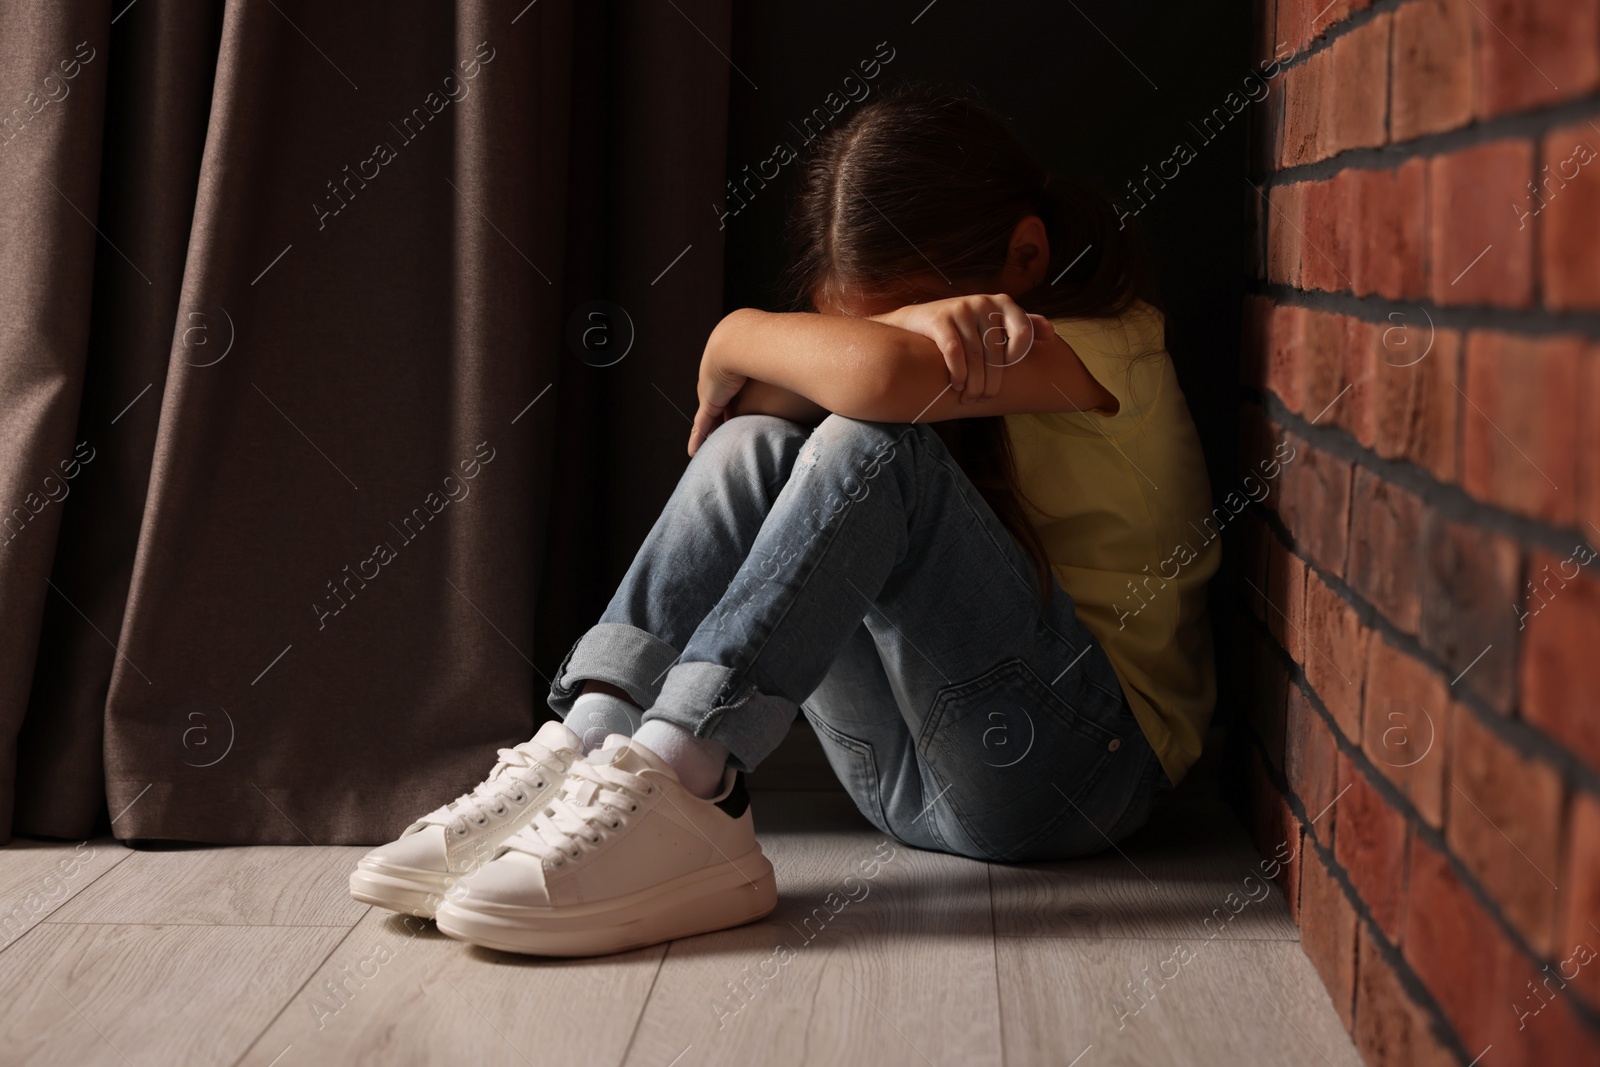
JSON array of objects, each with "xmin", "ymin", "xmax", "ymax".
[{"xmin": 0, "ymin": 0, "xmax": 732, "ymax": 845}]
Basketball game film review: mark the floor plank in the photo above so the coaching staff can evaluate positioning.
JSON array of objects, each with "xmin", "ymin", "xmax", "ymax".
[
  {"xmin": 623, "ymin": 811, "xmax": 1002, "ymax": 1067},
  {"xmin": 995, "ymin": 936, "xmax": 1363, "ymax": 1067},
  {"xmin": 235, "ymin": 907, "xmax": 665, "ymax": 1067},
  {"xmin": 0, "ymin": 838, "xmax": 129, "ymax": 953},
  {"xmin": 48, "ymin": 845, "xmax": 369, "ymax": 927},
  {"xmin": 0, "ymin": 922, "xmax": 345, "ymax": 1066}
]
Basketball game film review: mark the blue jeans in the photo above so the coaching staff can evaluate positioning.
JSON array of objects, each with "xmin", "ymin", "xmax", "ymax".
[{"xmin": 547, "ymin": 414, "xmax": 1171, "ymax": 863}]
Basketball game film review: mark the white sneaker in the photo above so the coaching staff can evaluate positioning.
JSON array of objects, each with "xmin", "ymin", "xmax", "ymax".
[
  {"xmin": 349, "ymin": 720, "xmax": 582, "ymax": 918},
  {"xmin": 434, "ymin": 734, "xmax": 777, "ymax": 956}
]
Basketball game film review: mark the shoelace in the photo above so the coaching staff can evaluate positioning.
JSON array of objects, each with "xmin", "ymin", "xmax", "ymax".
[
  {"xmin": 498, "ymin": 757, "xmax": 652, "ymax": 866},
  {"xmin": 418, "ymin": 738, "xmax": 571, "ymax": 836}
]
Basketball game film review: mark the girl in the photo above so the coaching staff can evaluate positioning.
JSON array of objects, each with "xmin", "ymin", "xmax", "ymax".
[{"xmin": 351, "ymin": 89, "xmax": 1220, "ymax": 957}]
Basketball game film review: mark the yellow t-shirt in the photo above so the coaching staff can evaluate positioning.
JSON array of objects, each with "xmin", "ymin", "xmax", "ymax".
[{"xmin": 1003, "ymin": 300, "xmax": 1220, "ymax": 786}]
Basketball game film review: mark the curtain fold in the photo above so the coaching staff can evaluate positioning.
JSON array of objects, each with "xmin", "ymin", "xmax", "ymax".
[{"xmin": 0, "ymin": 0, "xmax": 733, "ymax": 845}]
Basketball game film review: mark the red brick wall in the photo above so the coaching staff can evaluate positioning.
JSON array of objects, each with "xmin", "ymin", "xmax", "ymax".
[{"xmin": 1236, "ymin": 1, "xmax": 1600, "ymax": 1063}]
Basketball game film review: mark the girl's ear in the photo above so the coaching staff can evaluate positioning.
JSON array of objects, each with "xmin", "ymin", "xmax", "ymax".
[{"xmin": 1000, "ymin": 214, "xmax": 1051, "ymax": 295}]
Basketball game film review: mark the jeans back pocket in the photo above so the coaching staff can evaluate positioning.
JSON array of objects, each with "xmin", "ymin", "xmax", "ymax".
[{"xmin": 916, "ymin": 657, "xmax": 1121, "ymax": 861}]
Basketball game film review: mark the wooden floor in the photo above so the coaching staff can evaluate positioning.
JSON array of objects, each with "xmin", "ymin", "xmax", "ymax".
[{"xmin": 0, "ymin": 789, "xmax": 1362, "ymax": 1067}]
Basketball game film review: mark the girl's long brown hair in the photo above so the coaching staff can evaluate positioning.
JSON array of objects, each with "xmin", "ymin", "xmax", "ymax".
[{"xmin": 784, "ymin": 87, "xmax": 1162, "ymax": 607}]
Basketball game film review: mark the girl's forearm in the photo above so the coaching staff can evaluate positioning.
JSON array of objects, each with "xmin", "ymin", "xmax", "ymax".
[
  {"xmin": 707, "ymin": 308, "xmax": 918, "ymax": 417},
  {"xmin": 727, "ymin": 379, "xmax": 830, "ymax": 424},
  {"xmin": 706, "ymin": 305, "xmax": 1117, "ymax": 425}
]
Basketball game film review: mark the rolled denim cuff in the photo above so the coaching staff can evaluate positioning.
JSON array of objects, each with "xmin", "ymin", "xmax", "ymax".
[
  {"xmin": 645, "ymin": 661, "xmax": 799, "ymax": 774},
  {"xmin": 546, "ymin": 622, "xmax": 681, "ymax": 718}
]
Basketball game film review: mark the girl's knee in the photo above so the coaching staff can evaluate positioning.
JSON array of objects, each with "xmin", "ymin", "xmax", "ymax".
[
  {"xmin": 809, "ymin": 412, "xmax": 887, "ymax": 445},
  {"xmin": 697, "ymin": 414, "xmax": 809, "ymax": 476},
  {"xmin": 709, "ymin": 413, "xmax": 806, "ymax": 449},
  {"xmin": 799, "ymin": 414, "xmax": 921, "ymax": 471}
]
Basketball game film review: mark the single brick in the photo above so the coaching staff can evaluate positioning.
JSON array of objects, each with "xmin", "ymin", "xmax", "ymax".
[
  {"xmin": 1347, "ymin": 469, "xmax": 1425, "ymax": 634},
  {"xmin": 1475, "ymin": 0, "xmax": 1600, "ymax": 118},
  {"xmin": 1299, "ymin": 845, "xmax": 1357, "ymax": 1029},
  {"xmin": 1279, "ymin": 439, "xmax": 1352, "ymax": 578},
  {"xmin": 1419, "ymin": 511, "xmax": 1520, "ymax": 713},
  {"xmin": 1298, "ymin": 309, "xmax": 1350, "ymax": 427},
  {"xmin": 1304, "ymin": 570, "xmax": 1370, "ymax": 738},
  {"xmin": 1558, "ymin": 790, "xmax": 1600, "ymax": 1014},
  {"xmin": 1267, "ymin": 182, "xmax": 1307, "ymax": 287},
  {"xmin": 1521, "ymin": 555, "xmax": 1600, "ymax": 770},
  {"xmin": 1429, "ymin": 141, "xmax": 1534, "ymax": 308},
  {"xmin": 1462, "ymin": 330, "xmax": 1583, "ymax": 525},
  {"xmin": 1288, "ymin": 684, "xmax": 1340, "ymax": 845},
  {"xmin": 1282, "ymin": 47, "xmax": 1333, "ymax": 167},
  {"xmin": 1354, "ymin": 924, "xmax": 1458, "ymax": 1067},
  {"xmin": 1392, "ymin": 0, "xmax": 1475, "ymax": 141},
  {"xmin": 1297, "ymin": 176, "xmax": 1333, "ymax": 285},
  {"xmin": 1267, "ymin": 538, "xmax": 1309, "ymax": 665},
  {"xmin": 1265, "ymin": 303, "xmax": 1309, "ymax": 412},
  {"xmin": 1349, "ymin": 159, "xmax": 1429, "ymax": 300},
  {"xmin": 1326, "ymin": 14, "xmax": 1390, "ymax": 156},
  {"xmin": 1363, "ymin": 637, "xmax": 1448, "ymax": 828},
  {"xmin": 1538, "ymin": 123, "xmax": 1600, "ymax": 310},
  {"xmin": 1447, "ymin": 705, "xmax": 1565, "ymax": 956},
  {"xmin": 1373, "ymin": 326, "xmax": 1461, "ymax": 484},
  {"xmin": 1300, "ymin": 177, "xmax": 1353, "ymax": 292},
  {"xmin": 1334, "ymin": 752, "xmax": 1410, "ymax": 940},
  {"xmin": 1337, "ymin": 317, "xmax": 1380, "ymax": 448}
]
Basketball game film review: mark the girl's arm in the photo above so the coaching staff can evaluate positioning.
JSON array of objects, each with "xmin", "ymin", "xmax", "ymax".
[
  {"xmin": 725, "ymin": 379, "xmax": 830, "ymax": 425},
  {"xmin": 689, "ymin": 300, "xmax": 1117, "ymax": 455}
]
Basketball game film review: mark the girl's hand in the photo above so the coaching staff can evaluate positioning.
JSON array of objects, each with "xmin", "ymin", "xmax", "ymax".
[
  {"xmin": 689, "ymin": 347, "xmax": 747, "ymax": 456},
  {"xmin": 871, "ymin": 295, "xmax": 1050, "ymax": 404}
]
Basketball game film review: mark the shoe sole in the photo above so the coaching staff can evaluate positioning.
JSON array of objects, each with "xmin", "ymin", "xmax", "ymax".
[
  {"xmin": 433, "ymin": 849, "xmax": 778, "ymax": 956},
  {"xmin": 349, "ymin": 864, "xmax": 455, "ymax": 919}
]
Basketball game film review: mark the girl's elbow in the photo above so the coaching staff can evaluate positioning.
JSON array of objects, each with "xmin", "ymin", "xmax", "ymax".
[
  {"xmin": 854, "ymin": 337, "xmax": 928, "ymax": 421},
  {"xmin": 827, "ymin": 374, "xmax": 908, "ymax": 422}
]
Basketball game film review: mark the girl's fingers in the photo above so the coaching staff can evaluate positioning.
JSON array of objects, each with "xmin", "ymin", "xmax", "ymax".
[
  {"xmin": 977, "ymin": 304, "xmax": 1011, "ymax": 399},
  {"xmin": 1000, "ymin": 300, "xmax": 1034, "ymax": 371},
  {"xmin": 952, "ymin": 311, "xmax": 986, "ymax": 403},
  {"xmin": 1026, "ymin": 314, "xmax": 1054, "ymax": 350},
  {"xmin": 936, "ymin": 327, "xmax": 968, "ymax": 396},
  {"xmin": 909, "ymin": 300, "xmax": 1050, "ymax": 404},
  {"xmin": 688, "ymin": 402, "xmax": 723, "ymax": 456}
]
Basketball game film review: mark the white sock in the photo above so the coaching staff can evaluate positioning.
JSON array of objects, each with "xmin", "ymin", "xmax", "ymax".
[
  {"xmin": 632, "ymin": 718, "xmax": 730, "ymax": 799},
  {"xmin": 565, "ymin": 691, "xmax": 644, "ymax": 754}
]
